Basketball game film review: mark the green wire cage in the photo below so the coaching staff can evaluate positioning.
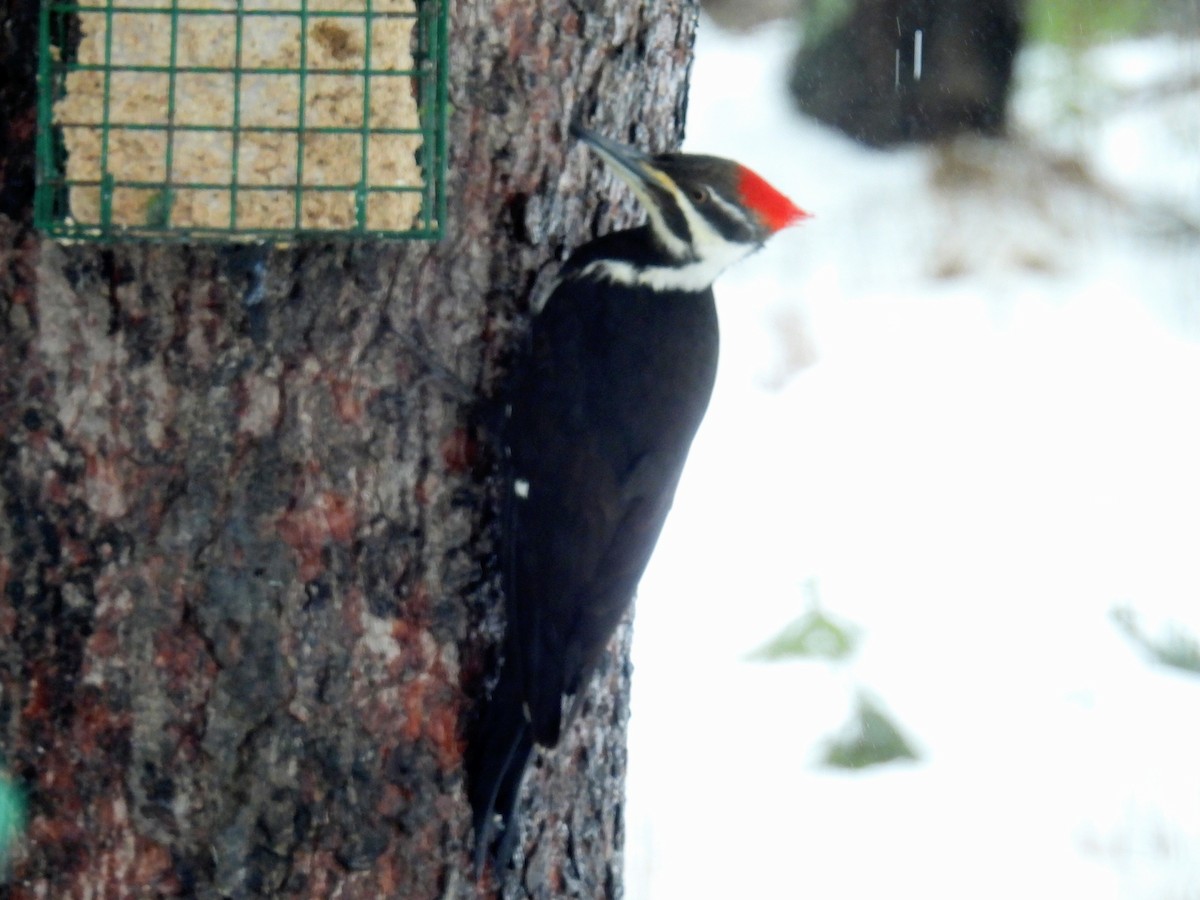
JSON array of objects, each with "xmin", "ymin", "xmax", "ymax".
[{"xmin": 35, "ymin": 0, "xmax": 448, "ymax": 242}]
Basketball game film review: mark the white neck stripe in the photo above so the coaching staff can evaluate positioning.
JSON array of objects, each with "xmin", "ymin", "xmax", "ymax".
[
  {"xmin": 577, "ymin": 249, "xmax": 752, "ymax": 293},
  {"xmin": 571, "ymin": 170, "xmax": 759, "ymax": 294}
]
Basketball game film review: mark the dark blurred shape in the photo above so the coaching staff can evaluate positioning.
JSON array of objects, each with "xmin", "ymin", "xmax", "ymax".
[
  {"xmin": 1112, "ymin": 605, "xmax": 1200, "ymax": 676},
  {"xmin": 789, "ymin": 0, "xmax": 1023, "ymax": 147},
  {"xmin": 702, "ymin": 0, "xmax": 793, "ymax": 31}
]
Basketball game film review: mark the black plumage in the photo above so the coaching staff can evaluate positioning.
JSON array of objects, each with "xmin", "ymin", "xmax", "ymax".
[
  {"xmin": 468, "ymin": 227, "xmax": 718, "ymax": 870},
  {"xmin": 466, "ymin": 125, "xmax": 804, "ymax": 876}
]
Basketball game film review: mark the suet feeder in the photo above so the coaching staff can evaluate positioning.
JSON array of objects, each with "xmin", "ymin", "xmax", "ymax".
[{"xmin": 35, "ymin": 0, "xmax": 448, "ymax": 242}]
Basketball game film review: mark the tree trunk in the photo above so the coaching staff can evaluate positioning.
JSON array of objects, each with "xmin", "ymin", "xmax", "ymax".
[{"xmin": 0, "ymin": 1, "xmax": 699, "ymax": 897}]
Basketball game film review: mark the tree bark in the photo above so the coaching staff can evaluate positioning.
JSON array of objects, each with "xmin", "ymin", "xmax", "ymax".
[{"xmin": 0, "ymin": 1, "xmax": 699, "ymax": 897}]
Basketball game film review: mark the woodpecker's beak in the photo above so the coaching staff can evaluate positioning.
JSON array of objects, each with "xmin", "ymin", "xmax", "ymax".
[{"xmin": 571, "ymin": 123, "xmax": 672, "ymax": 195}]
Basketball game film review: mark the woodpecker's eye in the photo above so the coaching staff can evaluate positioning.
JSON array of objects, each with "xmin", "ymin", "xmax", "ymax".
[{"xmin": 690, "ymin": 186, "xmax": 709, "ymax": 204}]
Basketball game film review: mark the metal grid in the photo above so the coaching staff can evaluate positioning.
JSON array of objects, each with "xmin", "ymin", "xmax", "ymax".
[{"xmin": 35, "ymin": 0, "xmax": 448, "ymax": 241}]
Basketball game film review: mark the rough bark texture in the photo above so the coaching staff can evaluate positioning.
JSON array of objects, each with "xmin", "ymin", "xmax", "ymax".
[
  {"xmin": 0, "ymin": 1, "xmax": 699, "ymax": 897},
  {"xmin": 790, "ymin": 0, "xmax": 1023, "ymax": 147}
]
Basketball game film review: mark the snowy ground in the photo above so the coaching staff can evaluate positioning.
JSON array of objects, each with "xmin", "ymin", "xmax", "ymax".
[{"xmin": 625, "ymin": 19, "xmax": 1200, "ymax": 900}]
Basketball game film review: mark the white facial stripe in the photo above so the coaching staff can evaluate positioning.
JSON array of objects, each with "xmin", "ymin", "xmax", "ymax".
[
  {"xmin": 707, "ymin": 188, "xmax": 754, "ymax": 232},
  {"xmin": 673, "ymin": 181, "xmax": 758, "ymax": 276},
  {"xmin": 583, "ymin": 155, "xmax": 759, "ymax": 291},
  {"xmin": 622, "ymin": 176, "xmax": 692, "ymax": 260},
  {"xmin": 588, "ymin": 141, "xmax": 694, "ymax": 261},
  {"xmin": 667, "ymin": 181, "xmax": 757, "ymax": 274},
  {"xmin": 675, "ymin": 187, "xmax": 721, "ymax": 247}
]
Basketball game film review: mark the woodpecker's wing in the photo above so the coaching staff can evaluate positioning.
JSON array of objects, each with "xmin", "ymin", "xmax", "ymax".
[
  {"xmin": 503, "ymin": 265, "xmax": 719, "ymax": 746},
  {"xmin": 506, "ymin": 444, "xmax": 676, "ymax": 744}
]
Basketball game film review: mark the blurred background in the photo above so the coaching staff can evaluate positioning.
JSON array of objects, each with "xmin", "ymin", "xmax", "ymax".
[{"xmin": 625, "ymin": 2, "xmax": 1200, "ymax": 898}]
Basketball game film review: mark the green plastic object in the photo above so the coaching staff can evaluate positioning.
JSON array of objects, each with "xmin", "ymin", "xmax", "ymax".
[{"xmin": 35, "ymin": 0, "xmax": 448, "ymax": 242}]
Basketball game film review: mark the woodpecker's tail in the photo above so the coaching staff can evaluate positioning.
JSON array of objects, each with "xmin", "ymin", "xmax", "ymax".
[{"xmin": 466, "ymin": 662, "xmax": 535, "ymax": 877}]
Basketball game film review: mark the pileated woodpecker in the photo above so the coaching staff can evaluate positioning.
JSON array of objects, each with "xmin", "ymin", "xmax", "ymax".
[{"xmin": 468, "ymin": 123, "xmax": 808, "ymax": 873}]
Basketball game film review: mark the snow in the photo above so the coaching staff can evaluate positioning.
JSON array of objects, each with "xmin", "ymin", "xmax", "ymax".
[{"xmin": 625, "ymin": 19, "xmax": 1200, "ymax": 900}]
